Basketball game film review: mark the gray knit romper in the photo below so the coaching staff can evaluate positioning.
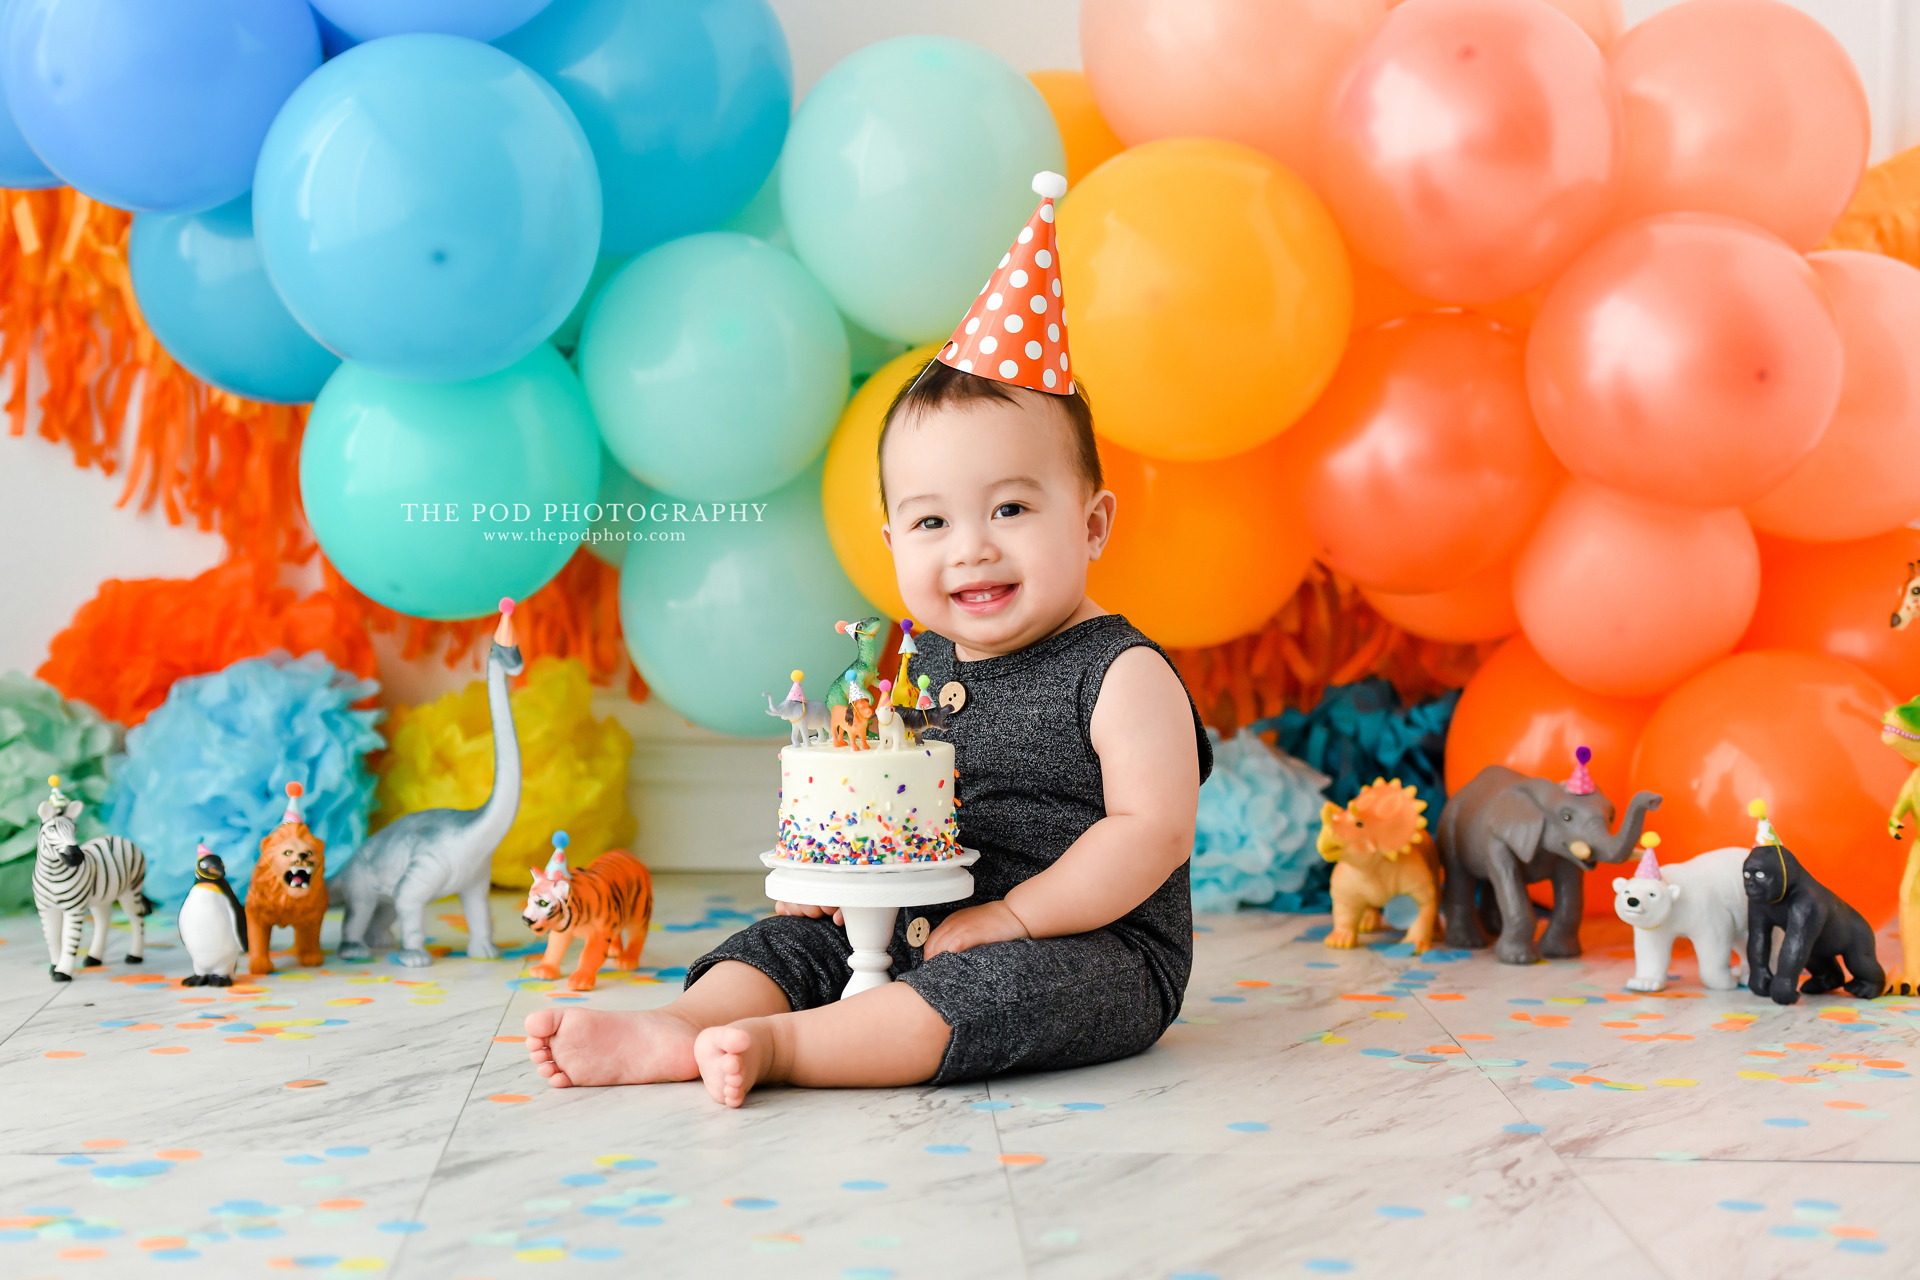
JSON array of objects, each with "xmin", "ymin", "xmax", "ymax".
[{"xmin": 686, "ymin": 614, "xmax": 1214, "ymax": 1084}]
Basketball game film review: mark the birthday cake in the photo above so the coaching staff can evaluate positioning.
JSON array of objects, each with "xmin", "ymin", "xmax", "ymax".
[{"xmin": 775, "ymin": 739, "xmax": 961, "ymax": 865}]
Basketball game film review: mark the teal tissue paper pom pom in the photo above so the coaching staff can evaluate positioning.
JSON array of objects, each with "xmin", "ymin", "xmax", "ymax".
[
  {"xmin": 105, "ymin": 652, "xmax": 384, "ymax": 908},
  {"xmin": 0, "ymin": 672, "xmax": 124, "ymax": 913},
  {"xmin": 1191, "ymin": 727, "xmax": 1331, "ymax": 913}
]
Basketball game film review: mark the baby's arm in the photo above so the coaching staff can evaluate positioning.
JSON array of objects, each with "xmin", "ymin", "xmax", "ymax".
[{"xmin": 924, "ymin": 646, "xmax": 1200, "ymax": 956}]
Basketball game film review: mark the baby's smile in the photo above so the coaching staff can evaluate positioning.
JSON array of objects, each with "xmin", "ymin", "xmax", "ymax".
[{"xmin": 951, "ymin": 581, "xmax": 1019, "ymax": 613}]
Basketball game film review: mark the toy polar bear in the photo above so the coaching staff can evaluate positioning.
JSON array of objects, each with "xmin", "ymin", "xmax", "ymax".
[{"xmin": 1612, "ymin": 837, "xmax": 1749, "ymax": 992}]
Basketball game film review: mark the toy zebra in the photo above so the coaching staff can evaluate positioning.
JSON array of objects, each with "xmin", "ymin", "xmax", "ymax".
[{"xmin": 35, "ymin": 775, "xmax": 152, "ymax": 982}]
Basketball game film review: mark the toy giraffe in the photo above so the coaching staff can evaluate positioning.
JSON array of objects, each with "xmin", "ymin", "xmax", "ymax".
[
  {"xmin": 1893, "ymin": 560, "xmax": 1920, "ymax": 630},
  {"xmin": 892, "ymin": 619, "xmax": 919, "ymax": 707},
  {"xmin": 1883, "ymin": 695, "xmax": 1920, "ymax": 995}
]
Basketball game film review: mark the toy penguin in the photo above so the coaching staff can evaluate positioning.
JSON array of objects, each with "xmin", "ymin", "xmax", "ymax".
[{"xmin": 179, "ymin": 843, "xmax": 248, "ymax": 987}]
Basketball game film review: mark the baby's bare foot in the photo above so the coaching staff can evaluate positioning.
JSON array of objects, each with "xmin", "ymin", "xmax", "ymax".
[
  {"xmin": 523, "ymin": 1007, "xmax": 699, "ymax": 1088},
  {"xmin": 694, "ymin": 1021, "xmax": 774, "ymax": 1108}
]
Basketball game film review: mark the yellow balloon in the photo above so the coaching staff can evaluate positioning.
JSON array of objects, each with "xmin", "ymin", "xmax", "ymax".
[
  {"xmin": 820, "ymin": 344, "xmax": 941, "ymax": 620},
  {"xmin": 1057, "ymin": 138, "xmax": 1352, "ymax": 462},
  {"xmin": 1028, "ymin": 69, "xmax": 1124, "ymax": 189}
]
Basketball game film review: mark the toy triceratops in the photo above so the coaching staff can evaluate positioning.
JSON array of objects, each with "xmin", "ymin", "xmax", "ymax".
[{"xmin": 1317, "ymin": 778, "xmax": 1441, "ymax": 953}]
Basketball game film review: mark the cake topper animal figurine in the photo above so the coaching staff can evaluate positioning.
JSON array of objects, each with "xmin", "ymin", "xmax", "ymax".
[
  {"xmin": 34, "ymin": 775, "xmax": 152, "ymax": 981},
  {"xmin": 1438, "ymin": 747, "xmax": 1663, "ymax": 964},
  {"xmin": 898, "ymin": 674, "xmax": 951, "ymax": 741},
  {"xmin": 248, "ymin": 782, "xmax": 327, "ymax": 975},
  {"xmin": 765, "ymin": 669, "xmax": 829, "ymax": 746},
  {"xmin": 891, "ymin": 620, "xmax": 919, "ymax": 707},
  {"xmin": 1742, "ymin": 800, "xmax": 1884, "ymax": 1003},
  {"xmin": 872, "ymin": 679, "xmax": 907, "ymax": 750},
  {"xmin": 825, "ymin": 617, "xmax": 883, "ymax": 714},
  {"xmin": 179, "ymin": 844, "xmax": 247, "ymax": 987},
  {"xmin": 831, "ymin": 678, "xmax": 874, "ymax": 750},
  {"xmin": 1884, "ymin": 695, "xmax": 1920, "ymax": 994},
  {"xmin": 336, "ymin": 598, "xmax": 523, "ymax": 966},
  {"xmin": 1317, "ymin": 778, "xmax": 1440, "ymax": 953},
  {"xmin": 521, "ymin": 831, "xmax": 655, "ymax": 992},
  {"xmin": 1892, "ymin": 559, "xmax": 1919, "ymax": 629},
  {"xmin": 1612, "ymin": 833, "xmax": 1749, "ymax": 993}
]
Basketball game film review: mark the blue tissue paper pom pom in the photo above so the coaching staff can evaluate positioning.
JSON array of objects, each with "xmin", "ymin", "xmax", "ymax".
[
  {"xmin": 105, "ymin": 652, "xmax": 384, "ymax": 908},
  {"xmin": 1191, "ymin": 727, "xmax": 1330, "ymax": 914}
]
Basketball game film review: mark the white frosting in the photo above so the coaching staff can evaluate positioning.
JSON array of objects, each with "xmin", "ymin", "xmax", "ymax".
[{"xmin": 776, "ymin": 740, "xmax": 959, "ymax": 864}]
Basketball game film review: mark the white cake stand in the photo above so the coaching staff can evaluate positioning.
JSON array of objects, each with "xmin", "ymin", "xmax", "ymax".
[{"xmin": 760, "ymin": 849, "xmax": 980, "ymax": 998}]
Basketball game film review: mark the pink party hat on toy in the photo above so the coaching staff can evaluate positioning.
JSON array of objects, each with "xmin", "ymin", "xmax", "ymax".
[
  {"xmin": 786, "ymin": 670, "xmax": 807, "ymax": 703},
  {"xmin": 544, "ymin": 831, "xmax": 571, "ymax": 880},
  {"xmin": 938, "ymin": 172, "xmax": 1074, "ymax": 395},
  {"xmin": 1565, "ymin": 745, "xmax": 1595, "ymax": 796},
  {"xmin": 495, "ymin": 597, "xmax": 517, "ymax": 646},
  {"xmin": 281, "ymin": 781, "xmax": 306, "ymax": 826},
  {"xmin": 1634, "ymin": 832, "xmax": 1662, "ymax": 880}
]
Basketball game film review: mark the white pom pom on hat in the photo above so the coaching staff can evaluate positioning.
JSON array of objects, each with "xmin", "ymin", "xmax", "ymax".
[{"xmin": 1032, "ymin": 170, "xmax": 1067, "ymax": 199}]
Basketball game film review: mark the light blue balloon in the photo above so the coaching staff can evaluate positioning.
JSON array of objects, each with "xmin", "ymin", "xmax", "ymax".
[
  {"xmin": 313, "ymin": 0, "xmax": 554, "ymax": 42},
  {"xmin": 580, "ymin": 231, "xmax": 848, "ymax": 501},
  {"xmin": 498, "ymin": 0, "xmax": 790, "ymax": 258},
  {"xmin": 129, "ymin": 195, "xmax": 341, "ymax": 404},
  {"xmin": 780, "ymin": 36, "xmax": 1063, "ymax": 343},
  {"xmin": 3, "ymin": 0, "xmax": 319, "ymax": 213},
  {"xmin": 0, "ymin": 1, "xmax": 54, "ymax": 188},
  {"xmin": 254, "ymin": 34, "xmax": 601, "ymax": 383},
  {"xmin": 301, "ymin": 345, "xmax": 601, "ymax": 620},
  {"xmin": 618, "ymin": 458, "xmax": 873, "ymax": 738},
  {"xmin": 550, "ymin": 255, "xmax": 627, "ymax": 356},
  {"xmin": 585, "ymin": 449, "xmax": 648, "ymax": 567}
]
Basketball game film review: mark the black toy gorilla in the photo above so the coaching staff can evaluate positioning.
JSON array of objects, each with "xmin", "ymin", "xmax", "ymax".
[{"xmin": 1742, "ymin": 844, "xmax": 1884, "ymax": 1003}]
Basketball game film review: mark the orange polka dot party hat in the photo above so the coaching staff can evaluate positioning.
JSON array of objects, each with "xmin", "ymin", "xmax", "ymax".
[{"xmin": 937, "ymin": 171, "xmax": 1074, "ymax": 395}]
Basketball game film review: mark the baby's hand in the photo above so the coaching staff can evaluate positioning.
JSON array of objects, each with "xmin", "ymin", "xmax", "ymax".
[
  {"xmin": 923, "ymin": 900, "xmax": 1030, "ymax": 960},
  {"xmin": 775, "ymin": 901, "xmax": 844, "ymax": 926}
]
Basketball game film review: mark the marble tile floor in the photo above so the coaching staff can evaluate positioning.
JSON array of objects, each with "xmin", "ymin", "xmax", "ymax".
[{"xmin": 0, "ymin": 873, "xmax": 1913, "ymax": 1280}]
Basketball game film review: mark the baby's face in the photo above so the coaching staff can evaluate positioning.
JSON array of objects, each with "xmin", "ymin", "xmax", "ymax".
[{"xmin": 882, "ymin": 395, "xmax": 1112, "ymax": 656}]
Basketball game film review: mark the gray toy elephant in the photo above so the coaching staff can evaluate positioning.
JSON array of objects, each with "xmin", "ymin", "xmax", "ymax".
[{"xmin": 1438, "ymin": 747, "xmax": 1662, "ymax": 965}]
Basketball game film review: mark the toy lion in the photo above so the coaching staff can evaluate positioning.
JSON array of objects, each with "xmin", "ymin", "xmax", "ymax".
[
  {"xmin": 1318, "ymin": 778, "xmax": 1442, "ymax": 953},
  {"xmin": 248, "ymin": 782, "xmax": 327, "ymax": 975}
]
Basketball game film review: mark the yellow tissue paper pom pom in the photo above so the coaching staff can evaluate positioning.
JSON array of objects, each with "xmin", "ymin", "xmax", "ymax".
[{"xmin": 372, "ymin": 657, "xmax": 636, "ymax": 887}]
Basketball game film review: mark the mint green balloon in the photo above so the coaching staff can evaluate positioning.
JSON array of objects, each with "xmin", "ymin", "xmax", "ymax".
[
  {"xmin": 301, "ymin": 345, "xmax": 601, "ymax": 619},
  {"xmin": 580, "ymin": 231, "xmax": 849, "ymax": 502},
  {"xmin": 781, "ymin": 36, "xmax": 1063, "ymax": 343},
  {"xmin": 549, "ymin": 254, "xmax": 628, "ymax": 356},
  {"xmin": 618, "ymin": 458, "xmax": 872, "ymax": 738}
]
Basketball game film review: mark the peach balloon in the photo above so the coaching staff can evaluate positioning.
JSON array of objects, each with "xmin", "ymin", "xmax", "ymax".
[
  {"xmin": 1445, "ymin": 633, "xmax": 1658, "ymax": 914},
  {"xmin": 1319, "ymin": 0, "xmax": 1621, "ymax": 305},
  {"xmin": 1631, "ymin": 650, "xmax": 1908, "ymax": 926},
  {"xmin": 1741, "ymin": 530, "xmax": 1920, "ymax": 701},
  {"xmin": 1362, "ymin": 557, "xmax": 1518, "ymax": 644},
  {"xmin": 1609, "ymin": 0, "xmax": 1869, "ymax": 252},
  {"xmin": 1080, "ymin": 0, "xmax": 1387, "ymax": 182},
  {"xmin": 1089, "ymin": 437, "xmax": 1316, "ymax": 649},
  {"xmin": 1513, "ymin": 479, "xmax": 1760, "ymax": 697},
  {"xmin": 1057, "ymin": 138, "xmax": 1352, "ymax": 462},
  {"xmin": 1027, "ymin": 70, "xmax": 1124, "ymax": 190},
  {"xmin": 1389, "ymin": 0, "xmax": 1623, "ymax": 48},
  {"xmin": 1746, "ymin": 252, "xmax": 1920, "ymax": 541},
  {"xmin": 1527, "ymin": 213, "xmax": 1843, "ymax": 509},
  {"xmin": 1295, "ymin": 314, "xmax": 1562, "ymax": 593}
]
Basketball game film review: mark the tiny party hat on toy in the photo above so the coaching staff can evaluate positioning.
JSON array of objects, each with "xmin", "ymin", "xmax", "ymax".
[
  {"xmin": 1635, "ymin": 831, "xmax": 1662, "ymax": 881},
  {"xmin": 898, "ymin": 619, "xmax": 918, "ymax": 655},
  {"xmin": 916, "ymin": 673, "xmax": 935, "ymax": 709},
  {"xmin": 46, "ymin": 774, "xmax": 68, "ymax": 806},
  {"xmin": 1748, "ymin": 797, "xmax": 1780, "ymax": 848},
  {"xmin": 495, "ymin": 597, "xmax": 517, "ymax": 646},
  {"xmin": 938, "ymin": 171, "xmax": 1074, "ymax": 394},
  {"xmin": 786, "ymin": 670, "xmax": 807, "ymax": 704},
  {"xmin": 1564, "ymin": 746, "xmax": 1595, "ymax": 796},
  {"xmin": 544, "ymin": 830, "xmax": 571, "ymax": 880},
  {"xmin": 280, "ymin": 781, "xmax": 307, "ymax": 826}
]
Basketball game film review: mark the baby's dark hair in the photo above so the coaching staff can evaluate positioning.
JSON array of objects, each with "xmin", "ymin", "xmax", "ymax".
[{"xmin": 878, "ymin": 359, "xmax": 1100, "ymax": 512}]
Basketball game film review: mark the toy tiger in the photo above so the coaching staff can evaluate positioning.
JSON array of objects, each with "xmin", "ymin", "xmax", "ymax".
[{"xmin": 520, "ymin": 832, "xmax": 654, "ymax": 992}]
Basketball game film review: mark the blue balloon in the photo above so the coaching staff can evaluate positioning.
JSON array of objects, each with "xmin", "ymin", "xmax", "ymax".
[
  {"xmin": 313, "ymin": 0, "xmax": 554, "ymax": 42},
  {"xmin": 254, "ymin": 35, "xmax": 601, "ymax": 383},
  {"xmin": 3, "ymin": 0, "xmax": 319, "ymax": 213},
  {"xmin": 497, "ymin": 0, "xmax": 790, "ymax": 257},
  {"xmin": 618, "ymin": 458, "xmax": 874, "ymax": 738},
  {"xmin": 0, "ymin": 2, "xmax": 54, "ymax": 188},
  {"xmin": 129, "ymin": 195, "xmax": 341, "ymax": 404},
  {"xmin": 301, "ymin": 345, "xmax": 602, "ymax": 620},
  {"xmin": 310, "ymin": 5, "xmax": 359, "ymax": 58}
]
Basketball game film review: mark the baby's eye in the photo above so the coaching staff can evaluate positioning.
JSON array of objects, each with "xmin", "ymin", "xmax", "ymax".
[
  {"xmin": 912, "ymin": 515, "xmax": 947, "ymax": 531},
  {"xmin": 992, "ymin": 502, "xmax": 1026, "ymax": 519}
]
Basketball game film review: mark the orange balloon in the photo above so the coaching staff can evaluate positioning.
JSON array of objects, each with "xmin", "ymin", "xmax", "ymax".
[
  {"xmin": 1388, "ymin": 0, "xmax": 1623, "ymax": 49},
  {"xmin": 1362, "ymin": 557, "xmax": 1518, "ymax": 644},
  {"xmin": 1631, "ymin": 650, "xmax": 1908, "ymax": 925},
  {"xmin": 1445, "ymin": 633, "xmax": 1659, "ymax": 915},
  {"xmin": 1080, "ymin": 0, "xmax": 1387, "ymax": 182},
  {"xmin": 1746, "ymin": 252, "xmax": 1920, "ymax": 541},
  {"xmin": 1057, "ymin": 138, "xmax": 1352, "ymax": 462},
  {"xmin": 1319, "ymin": 0, "xmax": 1621, "ymax": 305},
  {"xmin": 1609, "ymin": 0, "xmax": 1869, "ymax": 252},
  {"xmin": 1741, "ymin": 530, "xmax": 1920, "ymax": 700},
  {"xmin": 1027, "ymin": 70, "xmax": 1124, "ymax": 190},
  {"xmin": 1514, "ymin": 480, "xmax": 1760, "ymax": 698},
  {"xmin": 1294, "ymin": 314, "xmax": 1562, "ymax": 593},
  {"xmin": 1089, "ymin": 436, "xmax": 1315, "ymax": 649},
  {"xmin": 819, "ymin": 343, "xmax": 941, "ymax": 620},
  {"xmin": 1527, "ymin": 214, "xmax": 1843, "ymax": 509},
  {"xmin": 1347, "ymin": 251, "xmax": 1545, "ymax": 332}
]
